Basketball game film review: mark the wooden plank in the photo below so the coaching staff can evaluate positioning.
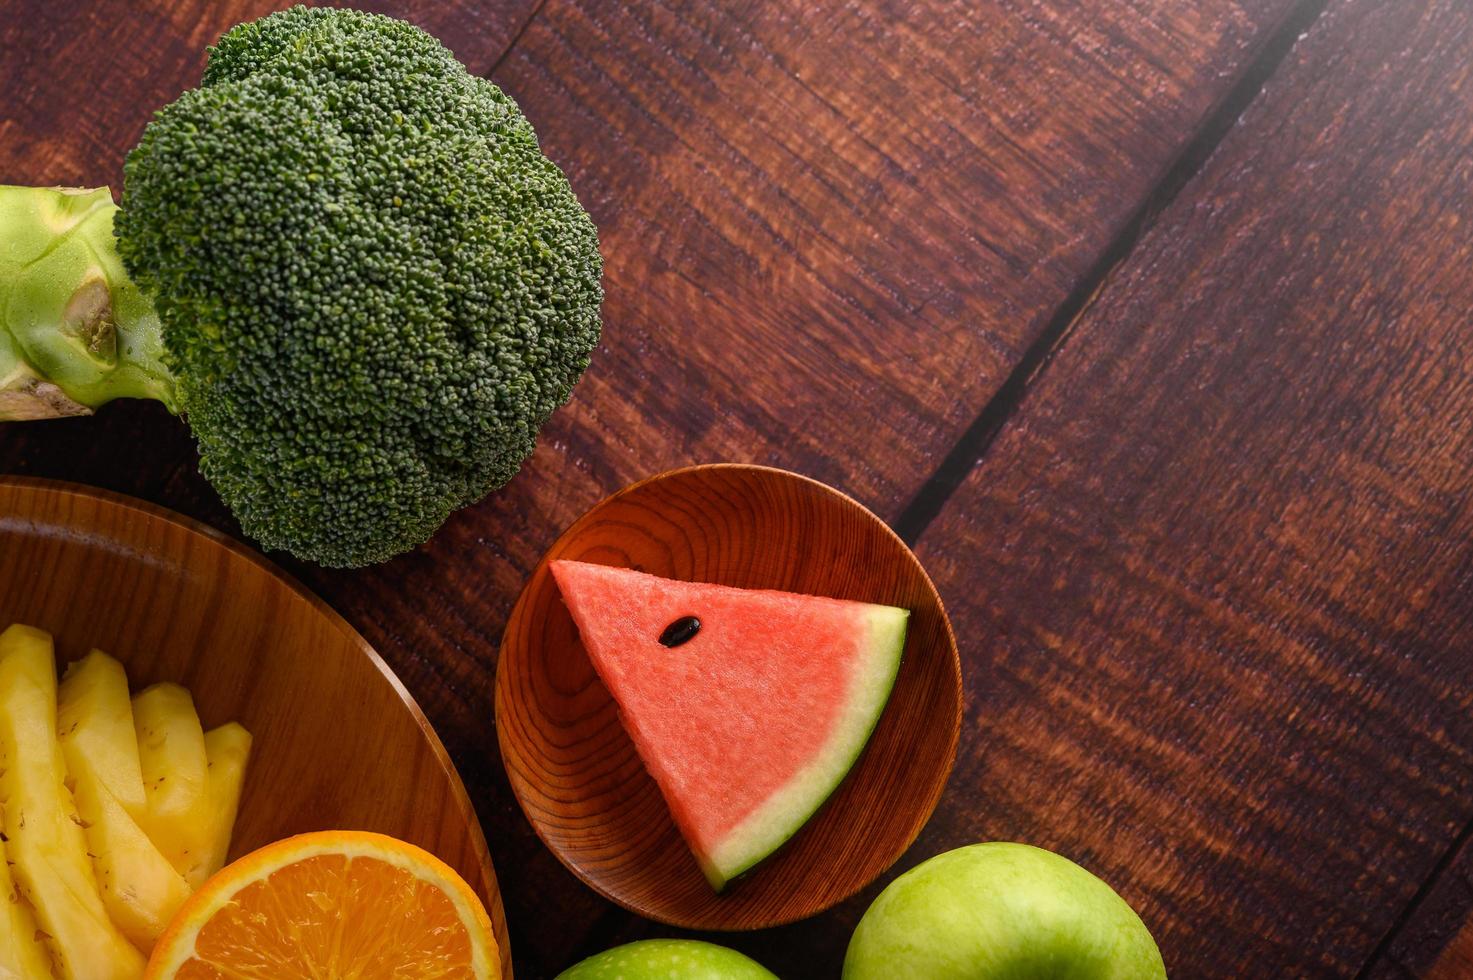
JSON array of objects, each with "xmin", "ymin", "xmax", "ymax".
[
  {"xmin": 1431, "ymin": 924, "xmax": 1473, "ymax": 980},
  {"xmin": 0, "ymin": 0, "xmax": 535, "ymax": 186},
  {"xmin": 1365, "ymin": 829, "xmax": 1473, "ymax": 978},
  {"xmin": 905, "ymin": 0, "xmax": 1473, "ymax": 976},
  {"xmin": 486, "ymin": 0, "xmax": 1312, "ymax": 520}
]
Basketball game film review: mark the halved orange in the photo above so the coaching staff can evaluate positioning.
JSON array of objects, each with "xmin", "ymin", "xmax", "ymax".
[{"xmin": 146, "ymin": 830, "xmax": 500, "ymax": 979}]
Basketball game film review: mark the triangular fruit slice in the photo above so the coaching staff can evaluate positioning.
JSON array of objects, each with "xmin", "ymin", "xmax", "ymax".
[{"xmin": 550, "ymin": 561, "xmax": 908, "ymax": 891}]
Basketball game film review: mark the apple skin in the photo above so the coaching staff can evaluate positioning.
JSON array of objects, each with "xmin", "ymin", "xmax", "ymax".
[
  {"xmin": 557, "ymin": 939, "xmax": 778, "ymax": 979},
  {"xmin": 843, "ymin": 842, "xmax": 1166, "ymax": 979}
]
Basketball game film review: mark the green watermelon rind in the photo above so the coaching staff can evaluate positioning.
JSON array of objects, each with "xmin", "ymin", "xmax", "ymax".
[{"xmin": 700, "ymin": 604, "xmax": 909, "ymax": 891}]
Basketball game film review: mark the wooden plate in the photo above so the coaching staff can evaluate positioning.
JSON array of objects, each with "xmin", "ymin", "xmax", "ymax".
[
  {"xmin": 0, "ymin": 477, "xmax": 513, "ymax": 977},
  {"xmin": 496, "ymin": 464, "xmax": 962, "ymax": 930}
]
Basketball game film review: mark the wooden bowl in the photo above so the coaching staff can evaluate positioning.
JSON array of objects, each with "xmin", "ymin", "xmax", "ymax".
[
  {"xmin": 496, "ymin": 464, "xmax": 962, "ymax": 930},
  {"xmin": 0, "ymin": 477, "xmax": 513, "ymax": 977}
]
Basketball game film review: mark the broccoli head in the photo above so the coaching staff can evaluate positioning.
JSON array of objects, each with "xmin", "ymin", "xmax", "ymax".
[{"xmin": 72, "ymin": 6, "xmax": 601, "ymax": 566}]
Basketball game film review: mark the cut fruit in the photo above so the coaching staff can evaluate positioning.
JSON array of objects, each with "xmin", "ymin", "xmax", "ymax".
[
  {"xmin": 549, "ymin": 561, "xmax": 908, "ymax": 890},
  {"xmin": 0, "ymin": 624, "xmax": 147, "ymax": 979},
  {"xmin": 58, "ymin": 650, "xmax": 148, "ymax": 821},
  {"xmin": 187, "ymin": 723, "xmax": 253, "ymax": 888},
  {"xmin": 60, "ymin": 713, "xmax": 193, "ymax": 953},
  {"xmin": 133, "ymin": 684, "xmax": 211, "ymax": 878},
  {"xmin": 0, "ymin": 831, "xmax": 55, "ymax": 980},
  {"xmin": 58, "ymin": 648, "xmax": 189, "ymax": 952},
  {"xmin": 145, "ymin": 830, "xmax": 500, "ymax": 979}
]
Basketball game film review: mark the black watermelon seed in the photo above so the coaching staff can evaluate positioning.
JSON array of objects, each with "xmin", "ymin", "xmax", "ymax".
[{"xmin": 659, "ymin": 616, "xmax": 701, "ymax": 648}]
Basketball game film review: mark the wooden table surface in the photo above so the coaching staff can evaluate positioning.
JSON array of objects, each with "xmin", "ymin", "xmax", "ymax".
[{"xmin": 3, "ymin": 0, "xmax": 1470, "ymax": 976}]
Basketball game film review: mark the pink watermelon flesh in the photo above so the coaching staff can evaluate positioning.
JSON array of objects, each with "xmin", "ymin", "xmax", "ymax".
[{"xmin": 549, "ymin": 560, "xmax": 908, "ymax": 890}]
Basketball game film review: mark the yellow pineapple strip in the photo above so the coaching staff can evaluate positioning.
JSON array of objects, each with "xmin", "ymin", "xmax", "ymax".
[
  {"xmin": 0, "ymin": 624, "xmax": 145, "ymax": 980},
  {"xmin": 132, "ymin": 684, "xmax": 211, "ymax": 878},
  {"xmin": 0, "ymin": 831, "xmax": 55, "ymax": 980},
  {"xmin": 59, "ymin": 651, "xmax": 192, "ymax": 951},
  {"xmin": 188, "ymin": 722, "xmax": 252, "ymax": 888},
  {"xmin": 61, "ymin": 727, "xmax": 193, "ymax": 953},
  {"xmin": 58, "ymin": 651, "xmax": 147, "ymax": 822}
]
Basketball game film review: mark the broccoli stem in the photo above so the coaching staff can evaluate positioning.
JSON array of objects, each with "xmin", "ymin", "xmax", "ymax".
[{"xmin": 0, "ymin": 186, "xmax": 176, "ymax": 421}]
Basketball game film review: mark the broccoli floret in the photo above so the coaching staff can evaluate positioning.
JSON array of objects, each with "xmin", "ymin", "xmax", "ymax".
[{"xmin": 2, "ymin": 7, "xmax": 602, "ymax": 566}]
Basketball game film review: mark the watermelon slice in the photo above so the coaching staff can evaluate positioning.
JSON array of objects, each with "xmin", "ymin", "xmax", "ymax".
[{"xmin": 549, "ymin": 560, "xmax": 908, "ymax": 891}]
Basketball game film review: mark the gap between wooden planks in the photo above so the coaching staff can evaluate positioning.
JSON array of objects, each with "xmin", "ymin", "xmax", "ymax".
[{"xmin": 910, "ymin": 0, "xmax": 1473, "ymax": 975}]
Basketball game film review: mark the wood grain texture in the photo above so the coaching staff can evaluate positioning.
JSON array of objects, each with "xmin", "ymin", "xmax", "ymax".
[
  {"xmin": 1429, "ymin": 921, "xmax": 1473, "ymax": 980},
  {"xmin": 0, "ymin": 0, "xmax": 535, "ymax": 187},
  {"xmin": 1367, "ymin": 830, "xmax": 1473, "ymax": 979},
  {"xmin": 484, "ymin": 0, "xmax": 1306, "ymax": 520},
  {"xmin": 905, "ymin": 0, "xmax": 1473, "ymax": 976},
  {"xmin": 496, "ymin": 465, "xmax": 960, "ymax": 930},
  {"xmin": 0, "ymin": 478, "xmax": 513, "ymax": 978}
]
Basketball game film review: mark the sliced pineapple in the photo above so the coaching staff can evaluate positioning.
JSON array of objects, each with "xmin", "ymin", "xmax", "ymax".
[
  {"xmin": 0, "ymin": 831, "xmax": 55, "ymax": 980},
  {"xmin": 58, "ymin": 651, "xmax": 147, "ymax": 822},
  {"xmin": 59, "ymin": 649, "xmax": 191, "ymax": 951},
  {"xmin": 188, "ymin": 722, "xmax": 253, "ymax": 888},
  {"xmin": 61, "ymin": 725, "xmax": 192, "ymax": 953},
  {"xmin": 132, "ymin": 683, "xmax": 211, "ymax": 878},
  {"xmin": 0, "ymin": 624, "xmax": 145, "ymax": 980}
]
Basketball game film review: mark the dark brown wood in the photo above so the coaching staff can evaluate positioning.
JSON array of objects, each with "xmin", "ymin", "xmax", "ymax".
[
  {"xmin": 483, "ymin": 0, "xmax": 1309, "ymax": 520},
  {"xmin": 1430, "ymin": 925, "xmax": 1473, "ymax": 980},
  {"xmin": 0, "ymin": 1, "xmax": 536, "ymax": 188},
  {"xmin": 496, "ymin": 464, "xmax": 960, "ymax": 930},
  {"xmin": 0, "ymin": 478, "xmax": 513, "ymax": 978},
  {"xmin": 1366, "ymin": 830, "xmax": 1473, "ymax": 979},
  {"xmin": 905, "ymin": 1, "xmax": 1473, "ymax": 976}
]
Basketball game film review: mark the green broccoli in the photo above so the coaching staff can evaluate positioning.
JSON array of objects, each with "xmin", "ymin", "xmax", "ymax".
[{"xmin": 0, "ymin": 6, "xmax": 602, "ymax": 567}]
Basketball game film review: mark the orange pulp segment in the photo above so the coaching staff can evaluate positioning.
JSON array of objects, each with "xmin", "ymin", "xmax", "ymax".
[{"xmin": 146, "ymin": 830, "xmax": 499, "ymax": 979}]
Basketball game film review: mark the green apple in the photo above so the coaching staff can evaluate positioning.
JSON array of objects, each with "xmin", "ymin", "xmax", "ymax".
[
  {"xmin": 557, "ymin": 939, "xmax": 778, "ymax": 979},
  {"xmin": 843, "ymin": 842, "xmax": 1166, "ymax": 979}
]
